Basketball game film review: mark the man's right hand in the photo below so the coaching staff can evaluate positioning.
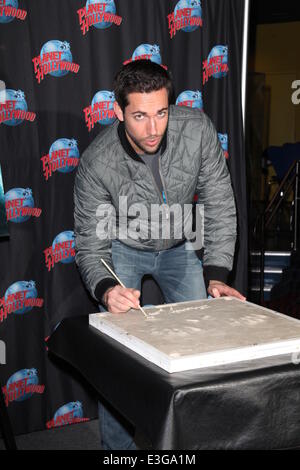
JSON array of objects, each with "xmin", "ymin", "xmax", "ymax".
[{"xmin": 102, "ymin": 285, "xmax": 141, "ymax": 314}]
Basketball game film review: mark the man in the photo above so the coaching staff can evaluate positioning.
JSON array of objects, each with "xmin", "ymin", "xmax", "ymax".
[{"xmin": 74, "ymin": 60, "xmax": 245, "ymax": 450}]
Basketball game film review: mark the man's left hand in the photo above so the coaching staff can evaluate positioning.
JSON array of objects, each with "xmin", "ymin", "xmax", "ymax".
[{"xmin": 208, "ymin": 280, "xmax": 246, "ymax": 301}]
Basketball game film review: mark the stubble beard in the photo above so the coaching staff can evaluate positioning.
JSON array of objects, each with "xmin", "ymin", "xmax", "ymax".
[{"xmin": 124, "ymin": 125, "xmax": 166, "ymax": 155}]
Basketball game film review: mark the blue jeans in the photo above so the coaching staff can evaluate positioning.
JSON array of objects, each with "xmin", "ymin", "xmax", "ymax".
[{"xmin": 98, "ymin": 239, "xmax": 207, "ymax": 450}]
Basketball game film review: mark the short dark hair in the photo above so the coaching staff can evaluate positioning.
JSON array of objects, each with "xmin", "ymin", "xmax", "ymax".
[{"xmin": 113, "ymin": 60, "xmax": 174, "ymax": 111}]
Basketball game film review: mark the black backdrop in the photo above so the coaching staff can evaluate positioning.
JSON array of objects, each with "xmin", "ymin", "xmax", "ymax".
[{"xmin": 0, "ymin": 0, "xmax": 247, "ymax": 436}]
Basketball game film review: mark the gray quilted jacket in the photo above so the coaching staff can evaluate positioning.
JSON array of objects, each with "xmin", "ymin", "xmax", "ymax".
[{"xmin": 74, "ymin": 105, "xmax": 237, "ymax": 301}]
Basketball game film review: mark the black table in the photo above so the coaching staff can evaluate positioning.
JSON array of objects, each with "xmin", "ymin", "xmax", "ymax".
[{"xmin": 47, "ymin": 315, "xmax": 300, "ymax": 450}]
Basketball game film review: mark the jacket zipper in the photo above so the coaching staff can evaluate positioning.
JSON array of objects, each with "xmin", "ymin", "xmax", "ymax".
[
  {"xmin": 159, "ymin": 157, "xmax": 170, "ymax": 250},
  {"xmin": 143, "ymin": 158, "xmax": 169, "ymax": 250},
  {"xmin": 158, "ymin": 156, "xmax": 169, "ymax": 217}
]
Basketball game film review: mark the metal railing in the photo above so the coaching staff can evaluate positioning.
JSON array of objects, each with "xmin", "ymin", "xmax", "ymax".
[{"xmin": 253, "ymin": 160, "xmax": 300, "ymax": 304}]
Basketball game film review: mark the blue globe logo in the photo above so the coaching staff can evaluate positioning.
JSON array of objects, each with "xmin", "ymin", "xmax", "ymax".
[
  {"xmin": 0, "ymin": 0, "xmax": 18, "ymax": 23},
  {"xmin": 176, "ymin": 90, "xmax": 203, "ymax": 109},
  {"xmin": 86, "ymin": 0, "xmax": 116, "ymax": 29},
  {"xmin": 54, "ymin": 402, "xmax": 83, "ymax": 424},
  {"xmin": 91, "ymin": 90, "xmax": 115, "ymax": 126},
  {"xmin": 207, "ymin": 45, "xmax": 228, "ymax": 78},
  {"xmin": 218, "ymin": 133, "xmax": 228, "ymax": 158},
  {"xmin": 0, "ymin": 89, "xmax": 27, "ymax": 126},
  {"xmin": 5, "ymin": 187, "xmax": 34, "ymax": 223},
  {"xmin": 52, "ymin": 230, "xmax": 75, "ymax": 264},
  {"xmin": 40, "ymin": 40, "xmax": 73, "ymax": 78},
  {"xmin": 218, "ymin": 133, "xmax": 228, "ymax": 151},
  {"xmin": 132, "ymin": 44, "xmax": 162, "ymax": 65},
  {"xmin": 174, "ymin": 0, "xmax": 202, "ymax": 33},
  {"xmin": 49, "ymin": 139, "xmax": 80, "ymax": 174},
  {"xmin": 7, "ymin": 369, "xmax": 39, "ymax": 401},
  {"xmin": 5, "ymin": 280, "xmax": 38, "ymax": 315}
]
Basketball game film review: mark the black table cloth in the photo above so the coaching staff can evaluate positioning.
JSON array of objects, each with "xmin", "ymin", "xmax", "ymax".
[{"xmin": 47, "ymin": 315, "xmax": 300, "ymax": 450}]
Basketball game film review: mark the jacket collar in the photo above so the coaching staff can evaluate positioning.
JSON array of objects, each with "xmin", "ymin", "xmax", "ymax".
[{"xmin": 117, "ymin": 121, "xmax": 167, "ymax": 162}]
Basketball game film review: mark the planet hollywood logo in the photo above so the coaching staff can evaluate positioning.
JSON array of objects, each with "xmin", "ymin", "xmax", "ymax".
[
  {"xmin": 2, "ymin": 369, "xmax": 45, "ymax": 406},
  {"xmin": 123, "ymin": 44, "xmax": 167, "ymax": 70},
  {"xmin": 32, "ymin": 40, "xmax": 80, "ymax": 84},
  {"xmin": 167, "ymin": 0, "xmax": 202, "ymax": 39},
  {"xmin": 46, "ymin": 402, "xmax": 89, "ymax": 429},
  {"xmin": 0, "ymin": 89, "xmax": 36, "ymax": 126},
  {"xmin": 176, "ymin": 90, "xmax": 203, "ymax": 110},
  {"xmin": 44, "ymin": 230, "xmax": 75, "ymax": 271},
  {"xmin": 203, "ymin": 45, "xmax": 229, "ymax": 85},
  {"xmin": 0, "ymin": 281, "xmax": 44, "ymax": 323},
  {"xmin": 0, "ymin": 0, "xmax": 27, "ymax": 23},
  {"xmin": 41, "ymin": 139, "xmax": 80, "ymax": 181},
  {"xmin": 77, "ymin": 0, "xmax": 122, "ymax": 36},
  {"xmin": 83, "ymin": 90, "xmax": 116, "ymax": 131},
  {"xmin": 5, "ymin": 188, "xmax": 42, "ymax": 223},
  {"xmin": 218, "ymin": 133, "xmax": 229, "ymax": 159}
]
